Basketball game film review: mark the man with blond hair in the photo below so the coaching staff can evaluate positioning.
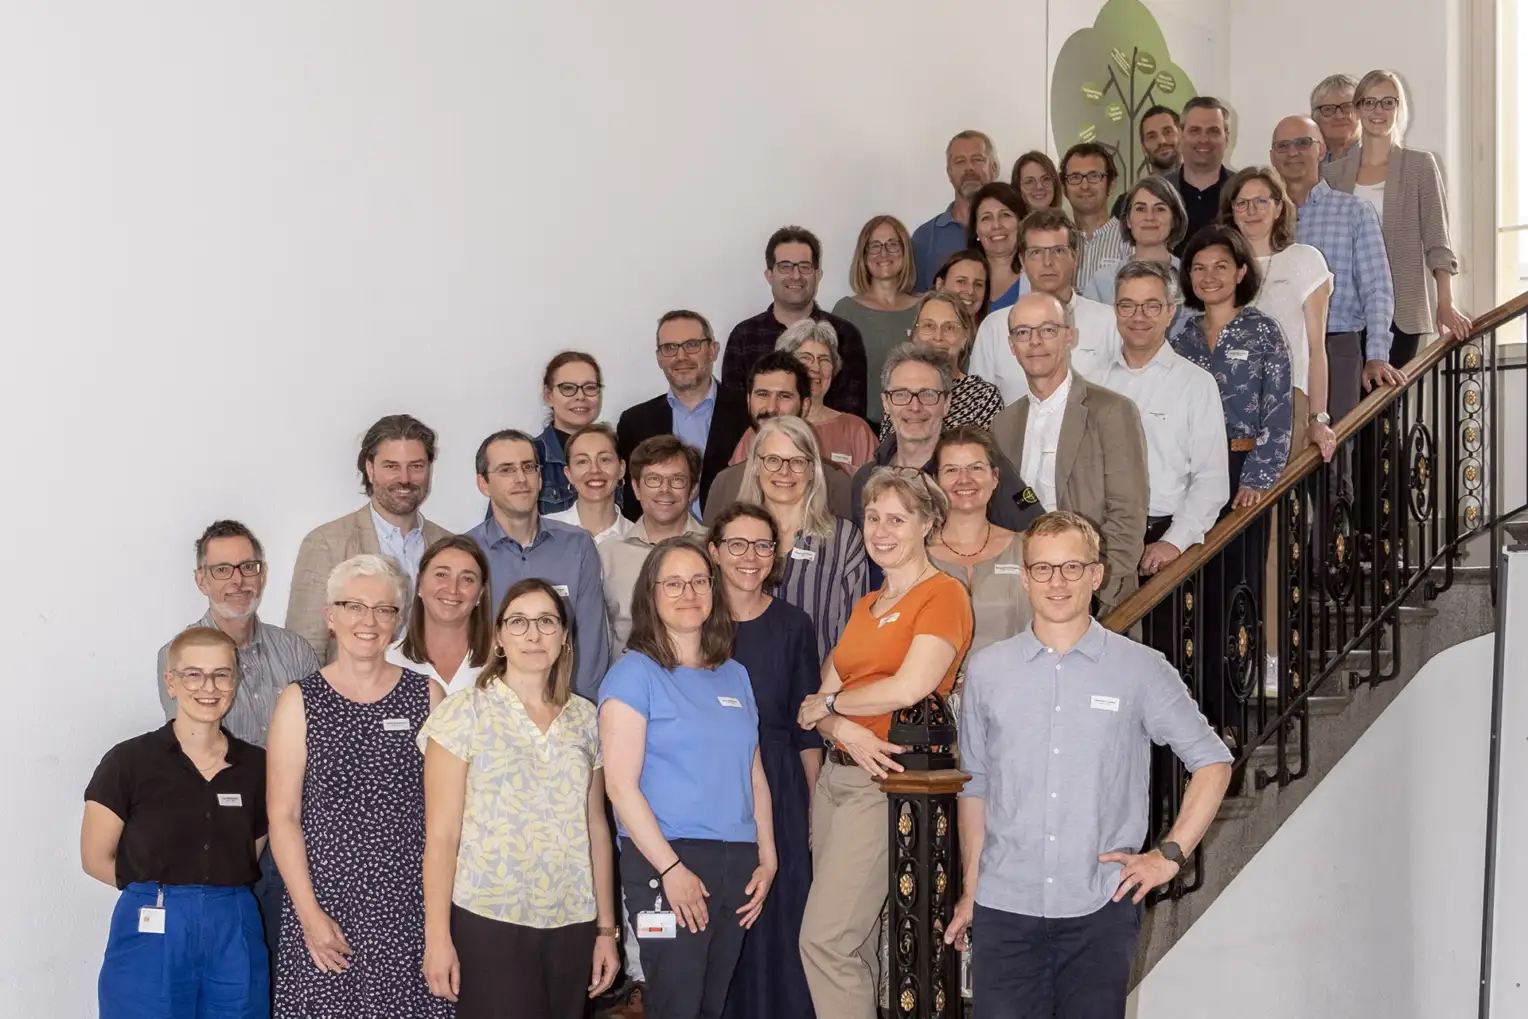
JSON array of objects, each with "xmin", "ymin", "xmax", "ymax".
[{"xmin": 912, "ymin": 130, "xmax": 1000, "ymax": 290}]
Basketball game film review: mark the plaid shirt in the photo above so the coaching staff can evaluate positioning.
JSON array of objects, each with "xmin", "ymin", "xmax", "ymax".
[
  {"xmin": 1294, "ymin": 181, "xmax": 1395, "ymax": 359},
  {"xmin": 720, "ymin": 304, "xmax": 868, "ymax": 417},
  {"xmin": 1172, "ymin": 306, "xmax": 1293, "ymax": 491}
]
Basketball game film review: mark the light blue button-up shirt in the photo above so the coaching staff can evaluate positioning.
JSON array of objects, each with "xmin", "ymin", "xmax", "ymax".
[
  {"xmin": 370, "ymin": 506, "xmax": 426, "ymax": 583},
  {"xmin": 1294, "ymin": 180, "xmax": 1395, "ymax": 359},
  {"xmin": 667, "ymin": 379, "xmax": 717, "ymax": 518}
]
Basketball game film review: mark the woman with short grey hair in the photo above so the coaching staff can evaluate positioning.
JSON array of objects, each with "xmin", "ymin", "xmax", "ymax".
[
  {"xmin": 267, "ymin": 553, "xmax": 451, "ymax": 1018},
  {"xmin": 771, "ymin": 319, "xmax": 878, "ymax": 470}
]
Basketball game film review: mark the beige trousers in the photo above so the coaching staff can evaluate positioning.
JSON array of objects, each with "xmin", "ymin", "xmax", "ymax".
[{"xmin": 799, "ymin": 760, "xmax": 888, "ymax": 1019}]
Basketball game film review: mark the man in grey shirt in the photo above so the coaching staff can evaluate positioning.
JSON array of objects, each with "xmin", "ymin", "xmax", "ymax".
[
  {"xmin": 947, "ymin": 510, "xmax": 1232, "ymax": 1018},
  {"xmin": 156, "ymin": 519, "xmax": 320, "ymax": 982}
]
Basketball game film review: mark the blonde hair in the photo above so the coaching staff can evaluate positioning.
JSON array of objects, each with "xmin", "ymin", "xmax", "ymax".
[
  {"xmin": 1024, "ymin": 510, "xmax": 1101, "ymax": 563},
  {"xmin": 326, "ymin": 553, "xmax": 409, "ymax": 607},
  {"xmin": 736, "ymin": 416, "xmax": 836, "ymax": 541},
  {"xmin": 167, "ymin": 626, "xmax": 239, "ymax": 672},
  {"xmin": 860, "ymin": 466, "xmax": 950, "ymax": 535},
  {"xmin": 1355, "ymin": 69, "xmax": 1409, "ymax": 141},
  {"xmin": 849, "ymin": 215, "xmax": 917, "ymax": 297}
]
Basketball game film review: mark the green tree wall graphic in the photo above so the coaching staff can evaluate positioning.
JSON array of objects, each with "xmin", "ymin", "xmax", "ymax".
[{"xmin": 1050, "ymin": 0, "xmax": 1198, "ymax": 198}]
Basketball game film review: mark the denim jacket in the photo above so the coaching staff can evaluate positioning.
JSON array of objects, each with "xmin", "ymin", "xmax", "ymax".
[{"xmin": 533, "ymin": 424, "xmax": 577, "ymax": 515}]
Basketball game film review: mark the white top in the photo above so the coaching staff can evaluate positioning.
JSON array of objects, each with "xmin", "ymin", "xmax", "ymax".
[
  {"xmin": 1018, "ymin": 372, "xmax": 1073, "ymax": 512},
  {"xmin": 386, "ymin": 639, "xmax": 484, "ymax": 696},
  {"xmin": 545, "ymin": 505, "xmax": 634, "ymax": 546},
  {"xmin": 1251, "ymin": 244, "xmax": 1332, "ymax": 395},
  {"xmin": 969, "ymin": 292, "xmax": 1121, "ymax": 403},
  {"xmin": 1098, "ymin": 344, "xmax": 1231, "ymax": 552},
  {"xmin": 1353, "ymin": 180, "xmax": 1385, "ymax": 221}
]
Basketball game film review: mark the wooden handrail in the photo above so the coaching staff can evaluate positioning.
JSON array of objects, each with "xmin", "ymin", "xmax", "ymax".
[{"xmin": 1101, "ymin": 289, "xmax": 1528, "ymax": 633}]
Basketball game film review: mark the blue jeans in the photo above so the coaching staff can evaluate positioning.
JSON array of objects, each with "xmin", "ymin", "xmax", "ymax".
[
  {"xmin": 99, "ymin": 883, "xmax": 269, "ymax": 1019},
  {"xmin": 970, "ymin": 899, "xmax": 1140, "ymax": 1019},
  {"xmin": 252, "ymin": 845, "xmax": 282, "ymax": 991}
]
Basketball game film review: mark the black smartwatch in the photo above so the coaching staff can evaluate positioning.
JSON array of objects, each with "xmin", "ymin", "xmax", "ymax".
[{"xmin": 1158, "ymin": 841, "xmax": 1184, "ymax": 864}]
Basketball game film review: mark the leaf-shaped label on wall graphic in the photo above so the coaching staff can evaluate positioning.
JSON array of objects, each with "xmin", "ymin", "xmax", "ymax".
[{"xmin": 1050, "ymin": 0, "xmax": 1199, "ymax": 193}]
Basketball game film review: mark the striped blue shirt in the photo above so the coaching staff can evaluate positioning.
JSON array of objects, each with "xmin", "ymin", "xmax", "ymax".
[{"xmin": 1293, "ymin": 181, "xmax": 1395, "ymax": 359}]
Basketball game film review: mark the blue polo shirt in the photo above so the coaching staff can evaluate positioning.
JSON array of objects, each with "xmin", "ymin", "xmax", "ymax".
[
  {"xmin": 911, "ymin": 203, "xmax": 970, "ymax": 291},
  {"xmin": 599, "ymin": 651, "xmax": 759, "ymax": 843}
]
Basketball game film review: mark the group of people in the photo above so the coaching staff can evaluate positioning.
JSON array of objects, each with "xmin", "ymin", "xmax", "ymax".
[{"xmin": 82, "ymin": 66, "xmax": 1464, "ymax": 1019}]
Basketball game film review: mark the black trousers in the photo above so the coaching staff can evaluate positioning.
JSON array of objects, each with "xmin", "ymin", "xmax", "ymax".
[
  {"xmin": 1389, "ymin": 323, "xmax": 1423, "ymax": 368},
  {"xmin": 620, "ymin": 838, "xmax": 758, "ymax": 1019},
  {"xmin": 1325, "ymin": 330, "xmax": 1365, "ymax": 503},
  {"xmin": 970, "ymin": 899, "xmax": 1141, "ymax": 1019},
  {"xmin": 451, "ymin": 904, "xmax": 595, "ymax": 1019}
]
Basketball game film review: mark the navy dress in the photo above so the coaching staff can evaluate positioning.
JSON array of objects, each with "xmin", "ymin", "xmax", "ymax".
[{"xmin": 724, "ymin": 598, "xmax": 820, "ymax": 1019}]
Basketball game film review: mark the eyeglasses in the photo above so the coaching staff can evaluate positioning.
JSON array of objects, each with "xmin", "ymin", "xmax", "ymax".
[
  {"xmin": 501, "ymin": 613, "xmax": 562, "ymax": 636},
  {"xmin": 202, "ymin": 560, "xmax": 264, "ymax": 581},
  {"xmin": 1008, "ymin": 322, "xmax": 1065, "ymax": 342},
  {"xmin": 657, "ymin": 576, "xmax": 713, "ymax": 598},
  {"xmin": 640, "ymin": 472, "xmax": 692, "ymax": 491},
  {"xmin": 1272, "ymin": 137, "xmax": 1317, "ymax": 154},
  {"xmin": 794, "ymin": 352, "xmax": 834, "ymax": 369},
  {"xmin": 915, "ymin": 320, "xmax": 966, "ymax": 341},
  {"xmin": 1358, "ymin": 96, "xmax": 1400, "ymax": 112},
  {"xmin": 720, "ymin": 537, "xmax": 777, "ymax": 558},
  {"xmin": 1064, "ymin": 170, "xmax": 1108, "ymax": 185},
  {"xmin": 1313, "ymin": 101, "xmax": 1355, "ymax": 118},
  {"xmin": 490, "ymin": 460, "xmax": 541, "ymax": 479},
  {"xmin": 761, "ymin": 453, "xmax": 812, "ymax": 475},
  {"xmin": 174, "ymin": 668, "xmax": 236, "ymax": 692},
  {"xmin": 1024, "ymin": 244, "xmax": 1072, "ymax": 262},
  {"xmin": 865, "ymin": 240, "xmax": 903, "ymax": 256},
  {"xmin": 1019, "ymin": 173, "xmax": 1054, "ymax": 189},
  {"xmin": 884, "ymin": 387, "xmax": 946, "ymax": 406},
  {"xmin": 938, "ymin": 462, "xmax": 992, "ymax": 479},
  {"xmin": 1232, "ymin": 196, "xmax": 1274, "ymax": 213},
  {"xmin": 657, "ymin": 338, "xmax": 710, "ymax": 359},
  {"xmin": 772, "ymin": 260, "xmax": 817, "ymax": 276},
  {"xmin": 1024, "ymin": 560, "xmax": 1097, "ymax": 582},
  {"xmin": 331, "ymin": 600, "xmax": 402, "ymax": 623},
  {"xmin": 1115, "ymin": 299, "xmax": 1165, "ymax": 318},
  {"xmin": 554, "ymin": 381, "xmax": 603, "ymax": 398}
]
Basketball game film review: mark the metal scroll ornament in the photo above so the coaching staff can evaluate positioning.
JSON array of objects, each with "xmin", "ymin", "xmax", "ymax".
[{"xmin": 889, "ymin": 693, "xmax": 958, "ymax": 771}]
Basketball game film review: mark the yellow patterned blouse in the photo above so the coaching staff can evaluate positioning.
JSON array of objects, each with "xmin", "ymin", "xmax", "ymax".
[{"xmin": 418, "ymin": 681, "xmax": 602, "ymax": 928}]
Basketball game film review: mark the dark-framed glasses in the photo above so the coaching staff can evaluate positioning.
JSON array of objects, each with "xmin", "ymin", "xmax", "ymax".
[
  {"xmin": 657, "ymin": 338, "xmax": 710, "ymax": 359},
  {"xmin": 1358, "ymin": 96, "xmax": 1399, "ymax": 112},
  {"xmin": 1232, "ymin": 196, "xmax": 1274, "ymax": 213},
  {"xmin": 554, "ymin": 381, "xmax": 603, "ymax": 398},
  {"xmin": 884, "ymin": 387, "xmax": 946, "ymax": 406},
  {"xmin": 174, "ymin": 668, "xmax": 236, "ymax": 692},
  {"xmin": 865, "ymin": 240, "xmax": 903, "ymax": 257},
  {"xmin": 203, "ymin": 560, "xmax": 264, "ymax": 581},
  {"xmin": 1064, "ymin": 170, "xmax": 1108, "ymax": 185},
  {"xmin": 1313, "ymin": 101, "xmax": 1355, "ymax": 118},
  {"xmin": 721, "ymin": 537, "xmax": 777, "ymax": 558},
  {"xmin": 1024, "ymin": 560, "xmax": 1097, "ymax": 582},
  {"xmin": 331, "ymin": 600, "xmax": 401, "ymax": 623},
  {"xmin": 772, "ymin": 260, "xmax": 817, "ymax": 276},
  {"xmin": 1115, "ymin": 299, "xmax": 1165, "ymax": 318},
  {"xmin": 761, "ymin": 453, "xmax": 812, "ymax": 475},
  {"xmin": 501, "ymin": 613, "xmax": 562, "ymax": 636},
  {"xmin": 657, "ymin": 576, "xmax": 712, "ymax": 598},
  {"xmin": 640, "ymin": 472, "xmax": 691, "ymax": 491}
]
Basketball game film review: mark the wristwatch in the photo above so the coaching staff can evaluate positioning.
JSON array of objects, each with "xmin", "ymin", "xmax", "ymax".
[
  {"xmin": 596, "ymin": 926, "xmax": 620, "ymax": 939},
  {"xmin": 825, "ymin": 693, "xmax": 840, "ymax": 716},
  {"xmin": 1308, "ymin": 411, "xmax": 1332, "ymax": 425},
  {"xmin": 1158, "ymin": 841, "xmax": 1184, "ymax": 864}
]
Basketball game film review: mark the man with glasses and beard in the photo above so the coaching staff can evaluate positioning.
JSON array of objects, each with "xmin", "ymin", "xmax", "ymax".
[
  {"xmin": 286, "ymin": 413, "xmax": 451, "ymax": 663},
  {"xmin": 158, "ymin": 519, "xmax": 321, "ymax": 993},
  {"xmin": 720, "ymin": 226, "xmax": 869, "ymax": 416}
]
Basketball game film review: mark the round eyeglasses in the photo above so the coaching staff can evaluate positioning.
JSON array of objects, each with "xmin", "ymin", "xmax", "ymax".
[{"xmin": 501, "ymin": 614, "xmax": 562, "ymax": 636}]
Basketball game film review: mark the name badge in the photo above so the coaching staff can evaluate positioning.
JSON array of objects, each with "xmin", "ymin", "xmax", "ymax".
[
  {"xmin": 382, "ymin": 717, "xmax": 411, "ymax": 732},
  {"xmin": 878, "ymin": 612, "xmax": 901, "ymax": 628},
  {"xmin": 138, "ymin": 907, "xmax": 166, "ymax": 935},
  {"xmin": 553, "ymin": 584, "xmax": 570, "ymax": 597},
  {"xmin": 635, "ymin": 911, "xmax": 677, "ymax": 939},
  {"xmin": 717, "ymin": 696, "xmax": 743, "ymax": 708},
  {"xmin": 217, "ymin": 793, "xmax": 243, "ymax": 808},
  {"xmin": 830, "ymin": 451, "xmax": 853, "ymax": 464},
  {"xmin": 994, "ymin": 562, "xmax": 1023, "ymax": 576},
  {"xmin": 1090, "ymin": 695, "xmax": 1121, "ymax": 712},
  {"xmin": 789, "ymin": 547, "xmax": 816, "ymax": 561},
  {"xmin": 1226, "ymin": 349, "xmax": 1250, "ymax": 362}
]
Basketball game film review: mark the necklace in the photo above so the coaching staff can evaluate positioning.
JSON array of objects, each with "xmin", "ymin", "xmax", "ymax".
[
  {"xmin": 939, "ymin": 519, "xmax": 991, "ymax": 558},
  {"xmin": 879, "ymin": 563, "xmax": 933, "ymax": 606}
]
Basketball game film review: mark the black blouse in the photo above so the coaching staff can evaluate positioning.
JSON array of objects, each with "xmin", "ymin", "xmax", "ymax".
[{"xmin": 84, "ymin": 722, "xmax": 267, "ymax": 889}]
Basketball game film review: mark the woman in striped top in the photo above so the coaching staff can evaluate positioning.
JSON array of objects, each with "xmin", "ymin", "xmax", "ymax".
[{"xmin": 735, "ymin": 415, "xmax": 869, "ymax": 662}]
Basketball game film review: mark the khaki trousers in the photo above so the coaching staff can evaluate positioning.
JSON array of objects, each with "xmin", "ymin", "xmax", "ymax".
[{"xmin": 799, "ymin": 760, "xmax": 888, "ymax": 1019}]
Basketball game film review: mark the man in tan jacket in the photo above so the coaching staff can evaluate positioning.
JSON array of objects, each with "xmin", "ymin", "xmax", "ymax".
[
  {"xmin": 285, "ymin": 414, "xmax": 451, "ymax": 662},
  {"xmin": 991, "ymin": 293, "xmax": 1150, "ymax": 612}
]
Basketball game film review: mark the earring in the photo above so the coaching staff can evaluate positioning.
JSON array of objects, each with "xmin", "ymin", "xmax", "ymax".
[{"xmin": 494, "ymin": 645, "xmax": 506, "ymax": 658}]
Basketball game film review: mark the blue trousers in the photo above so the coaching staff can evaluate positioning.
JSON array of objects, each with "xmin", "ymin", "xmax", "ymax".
[
  {"xmin": 99, "ymin": 883, "xmax": 269, "ymax": 1019},
  {"xmin": 970, "ymin": 899, "xmax": 1140, "ymax": 1019}
]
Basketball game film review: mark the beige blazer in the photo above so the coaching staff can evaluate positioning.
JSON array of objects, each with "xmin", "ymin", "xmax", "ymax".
[
  {"xmin": 990, "ymin": 374, "xmax": 1150, "ymax": 613},
  {"xmin": 1322, "ymin": 144, "xmax": 1458, "ymax": 337},
  {"xmin": 285, "ymin": 505, "xmax": 452, "ymax": 663}
]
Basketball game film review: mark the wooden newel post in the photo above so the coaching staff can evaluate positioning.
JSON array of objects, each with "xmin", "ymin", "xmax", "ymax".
[{"xmin": 877, "ymin": 693, "xmax": 968, "ymax": 1019}]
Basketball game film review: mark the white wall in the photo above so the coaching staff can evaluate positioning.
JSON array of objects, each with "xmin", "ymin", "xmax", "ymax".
[{"xmin": 1128, "ymin": 629, "xmax": 1503, "ymax": 1019}]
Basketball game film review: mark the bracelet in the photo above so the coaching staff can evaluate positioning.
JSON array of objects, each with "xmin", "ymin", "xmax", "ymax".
[
  {"xmin": 595, "ymin": 925, "xmax": 620, "ymax": 939},
  {"xmin": 659, "ymin": 859, "xmax": 682, "ymax": 879}
]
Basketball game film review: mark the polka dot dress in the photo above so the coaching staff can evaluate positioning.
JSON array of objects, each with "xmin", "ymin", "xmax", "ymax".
[{"xmin": 275, "ymin": 669, "xmax": 453, "ymax": 1018}]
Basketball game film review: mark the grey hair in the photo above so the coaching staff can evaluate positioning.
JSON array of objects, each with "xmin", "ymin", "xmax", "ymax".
[
  {"xmin": 326, "ymin": 553, "xmax": 410, "ymax": 608},
  {"xmin": 880, "ymin": 341, "xmax": 954, "ymax": 392},
  {"xmin": 1117, "ymin": 175, "xmax": 1189, "ymax": 249},
  {"xmin": 736, "ymin": 415, "xmax": 836, "ymax": 541},
  {"xmin": 1114, "ymin": 259, "xmax": 1176, "ymax": 296},
  {"xmin": 775, "ymin": 319, "xmax": 842, "ymax": 375},
  {"xmin": 860, "ymin": 466, "xmax": 951, "ymax": 535},
  {"xmin": 1310, "ymin": 73, "xmax": 1359, "ymax": 109},
  {"xmin": 1355, "ymin": 69, "xmax": 1410, "ymax": 141}
]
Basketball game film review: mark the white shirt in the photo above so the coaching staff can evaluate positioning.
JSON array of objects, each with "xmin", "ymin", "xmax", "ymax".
[
  {"xmin": 546, "ymin": 505, "xmax": 634, "ymax": 546},
  {"xmin": 386, "ymin": 640, "xmax": 484, "ymax": 696},
  {"xmin": 969, "ymin": 292, "xmax": 1121, "ymax": 403},
  {"xmin": 1252, "ymin": 244, "xmax": 1332, "ymax": 394},
  {"xmin": 1018, "ymin": 372, "xmax": 1073, "ymax": 511},
  {"xmin": 1353, "ymin": 180, "xmax": 1385, "ymax": 222},
  {"xmin": 1098, "ymin": 344, "xmax": 1230, "ymax": 551}
]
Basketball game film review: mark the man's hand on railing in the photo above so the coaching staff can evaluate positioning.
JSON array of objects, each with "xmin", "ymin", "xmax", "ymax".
[
  {"xmin": 1362, "ymin": 359, "xmax": 1407, "ymax": 391},
  {"xmin": 1232, "ymin": 486, "xmax": 1267, "ymax": 510},
  {"xmin": 1100, "ymin": 848, "xmax": 1181, "ymax": 905},
  {"xmin": 1138, "ymin": 541, "xmax": 1182, "ymax": 576},
  {"xmin": 1308, "ymin": 420, "xmax": 1337, "ymax": 462}
]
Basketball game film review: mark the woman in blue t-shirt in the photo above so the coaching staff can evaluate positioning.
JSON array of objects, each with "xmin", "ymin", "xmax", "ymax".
[{"xmin": 598, "ymin": 536, "xmax": 777, "ymax": 1019}]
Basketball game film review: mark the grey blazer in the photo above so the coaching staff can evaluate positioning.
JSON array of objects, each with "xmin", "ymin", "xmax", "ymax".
[
  {"xmin": 990, "ymin": 374, "xmax": 1150, "ymax": 613},
  {"xmin": 1322, "ymin": 144, "xmax": 1458, "ymax": 336}
]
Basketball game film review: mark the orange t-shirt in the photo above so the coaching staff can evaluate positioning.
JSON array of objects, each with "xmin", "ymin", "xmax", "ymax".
[{"xmin": 831, "ymin": 570, "xmax": 974, "ymax": 739}]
